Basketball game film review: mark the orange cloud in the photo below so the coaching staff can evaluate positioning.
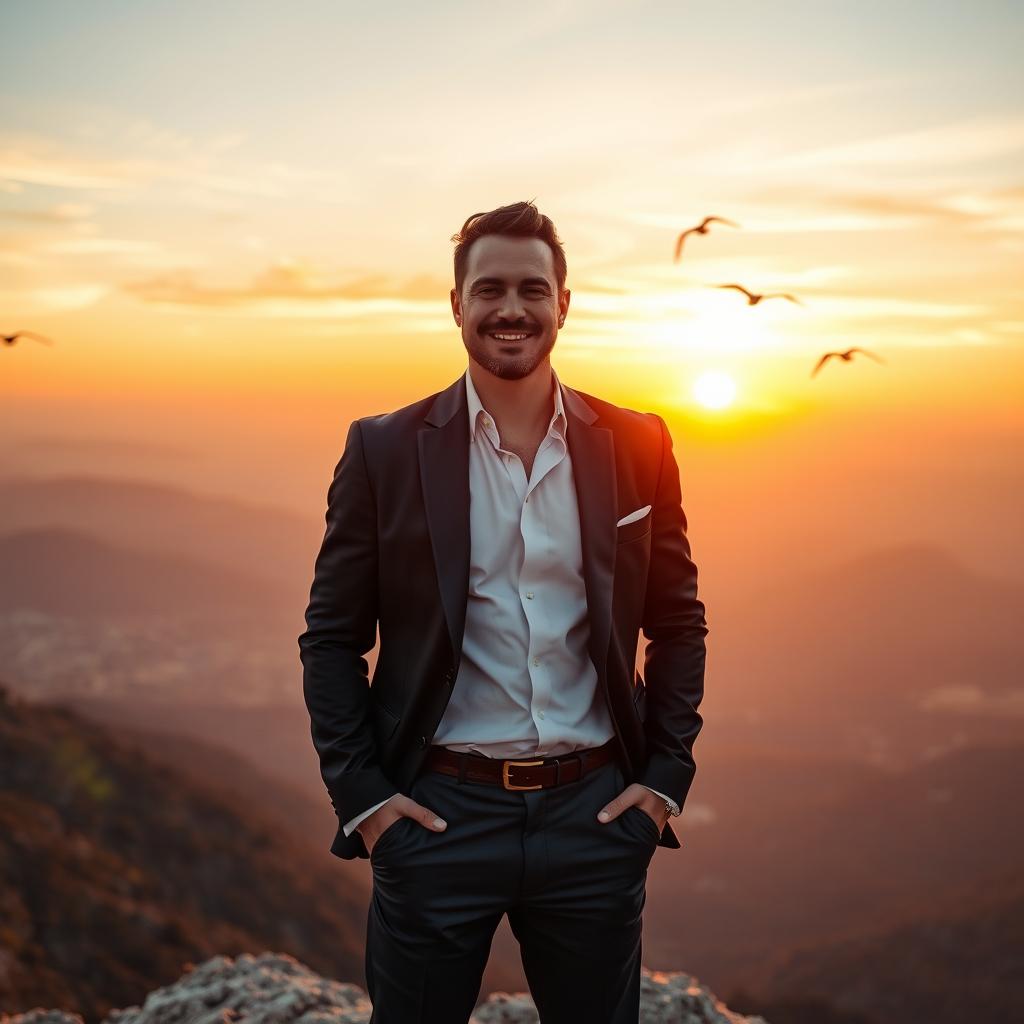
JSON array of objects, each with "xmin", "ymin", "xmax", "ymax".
[{"xmin": 124, "ymin": 261, "xmax": 451, "ymax": 309}]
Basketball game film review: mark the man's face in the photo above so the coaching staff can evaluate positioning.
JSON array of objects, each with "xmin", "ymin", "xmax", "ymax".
[{"xmin": 451, "ymin": 234, "xmax": 570, "ymax": 381}]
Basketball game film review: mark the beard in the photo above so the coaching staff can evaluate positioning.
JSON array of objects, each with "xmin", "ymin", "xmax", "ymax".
[{"xmin": 462, "ymin": 327, "xmax": 557, "ymax": 381}]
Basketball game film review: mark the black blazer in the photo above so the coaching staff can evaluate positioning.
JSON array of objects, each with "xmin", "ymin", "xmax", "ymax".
[{"xmin": 298, "ymin": 371, "xmax": 708, "ymax": 860}]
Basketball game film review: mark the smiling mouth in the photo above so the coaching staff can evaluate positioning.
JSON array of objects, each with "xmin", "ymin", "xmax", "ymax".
[{"xmin": 488, "ymin": 331, "xmax": 535, "ymax": 342}]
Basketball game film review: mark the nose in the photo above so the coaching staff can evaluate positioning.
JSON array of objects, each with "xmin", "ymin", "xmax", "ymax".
[{"xmin": 497, "ymin": 288, "xmax": 527, "ymax": 322}]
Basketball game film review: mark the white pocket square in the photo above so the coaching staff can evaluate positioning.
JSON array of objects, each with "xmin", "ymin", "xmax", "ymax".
[{"xmin": 616, "ymin": 504, "xmax": 652, "ymax": 528}]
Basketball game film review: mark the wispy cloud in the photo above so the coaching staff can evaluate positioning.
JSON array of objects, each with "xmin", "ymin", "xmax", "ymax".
[
  {"xmin": 16, "ymin": 434, "xmax": 198, "ymax": 460},
  {"xmin": 626, "ymin": 208, "xmax": 925, "ymax": 234},
  {"xmin": 0, "ymin": 145, "xmax": 150, "ymax": 190},
  {"xmin": 781, "ymin": 295, "xmax": 988, "ymax": 320},
  {"xmin": 0, "ymin": 134, "xmax": 350, "ymax": 203},
  {"xmin": 122, "ymin": 261, "xmax": 452, "ymax": 321},
  {"xmin": 766, "ymin": 114, "xmax": 1024, "ymax": 171},
  {"xmin": 628, "ymin": 182, "xmax": 1024, "ymax": 238},
  {"xmin": 45, "ymin": 238, "xmax": 163, "ymax": 255},
  {"xmin": 921, "ymin": 685, "xmax": 1024, "ymax": 717},
  {"xmin": 0, "ymin": 284, "xmax": 111, "ymax": 312},
  {"xmin": 0, "ymin": 201, "xmax": 95, "ymax": 223}
]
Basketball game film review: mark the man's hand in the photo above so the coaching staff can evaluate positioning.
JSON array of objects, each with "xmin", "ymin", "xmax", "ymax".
[
  {"xmin": 357, "ymin": 794, "xmax": 447, "ymax": 855},
  {"xmin": 597, "ymin": 784, "xmax": 669, "ymax": 831}
]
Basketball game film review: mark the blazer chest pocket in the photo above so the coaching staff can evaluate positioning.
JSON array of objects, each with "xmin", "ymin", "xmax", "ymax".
[{"xmin": 617, "ymin": 516, "xmax": 652, "ymax": 546}]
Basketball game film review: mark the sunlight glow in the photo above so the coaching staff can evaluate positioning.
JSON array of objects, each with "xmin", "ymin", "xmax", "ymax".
[
  {"xmin": 642, "ymin": 289, "xmax": 787, "ymax": 356},
  {"xmin": 693, "ymin": 370, "xmax": 737, "ymax": 410}
]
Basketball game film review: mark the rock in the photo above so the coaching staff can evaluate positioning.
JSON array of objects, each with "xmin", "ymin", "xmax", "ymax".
[
  {"xmin": 0, "ymin": 953, "xmax": 769, "ymax": 1024},
  {"xmin": 0, "ymin": 1014, "xmax": 84, "ymax": 1024},
  {"xmin": 100, "ymin": 953, "xmax": 370, "ymax": 1024},
  {"xmin": 472, "ymin": 967, "xmax": 770, "ymax": 1023}
]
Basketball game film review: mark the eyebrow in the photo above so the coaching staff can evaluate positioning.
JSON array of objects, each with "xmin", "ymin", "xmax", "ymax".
[{"xmin": 469, "ymin": 276, "xmax": 552, "ymax": 289}]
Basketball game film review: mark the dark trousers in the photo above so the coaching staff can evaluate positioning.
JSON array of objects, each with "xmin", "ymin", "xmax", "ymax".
[{"xmin": 365, "ymin": 751, "xmax": 660, "ymax": 1023}]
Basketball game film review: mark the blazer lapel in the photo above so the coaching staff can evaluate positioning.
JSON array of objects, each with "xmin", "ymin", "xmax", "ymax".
[
  {"xmin": 419, "ymin": 372, "xmax": 618, "ymax": 681},
  {"xmin": 419, "ymin": 374, "xmax": 471, "ymax": 664},
  {"xmin": 561, "ymin": 383, "xmax": 617, "ymax": 683}
]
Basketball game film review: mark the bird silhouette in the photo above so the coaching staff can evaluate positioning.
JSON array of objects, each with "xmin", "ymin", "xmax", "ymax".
[
  {"xmin": 714, "ymin": 283, "xmax": 803, "ymax": 306},
  {"xmin": 3, "ymin": 330, "xmax": 55, "ymax": 347},
  {"xmin": 674, "ymin": 216, "xmax": 739, "ymax": 262},
  {"xmin": 810, "ymin": 347, "xmax": 886, "ymax": 378}
]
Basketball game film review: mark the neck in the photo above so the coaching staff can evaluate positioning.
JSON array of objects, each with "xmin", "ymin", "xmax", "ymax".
[{"xmin": 468, "ymin": 359, "xmax": 554, "ymax": 439}]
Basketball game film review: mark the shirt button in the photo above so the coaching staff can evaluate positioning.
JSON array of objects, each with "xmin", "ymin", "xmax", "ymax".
[
  {"xmin": 525, "ymin": 592, "xmax": 534, "ymax": 599},
  {"xmin": 538, "ymin": 710, "xmax": 546, "ymax": 719},
  {"xmin": 532, "ymin": 656, "xmax": 540, "ymax": 666}
]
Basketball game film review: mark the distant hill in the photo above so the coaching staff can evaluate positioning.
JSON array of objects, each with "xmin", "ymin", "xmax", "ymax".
[
  {"xmin": 0, "ymin": 526, "xmax": 308, "ymax": 705},
  {"xmin": 713, "ymin": 541, "xmax": 1022, "ymax": 707},
  {"xmin": 643, "ymin": 741, "xmax": 1024, "ymax": 1024},
  {"xmin": 3, "ymin": 676, "xmax": 1022, "ymax": 1024},
  {"xmin": 0, "ymin": 681, "xmax": 369, "ymax": 1022},
  {"xmin": 3, "ymin": 478, "xmax": 1022, "ymax": 1024},
  {"xmin": 727, "ymin": 866, "xmax": 1024, "ymax": 1024},
  {"xmin": 0, "ymin": 526, "xmax": 290, "ymax": 617},
  {"xmin": 59, "ymin": 687, "xmax": 1024, "ymax": 1024},
  {"xmin": 0, "ymin": 473, "xmax": 317, "ymax": 591},
  {"xmin": 700, "ymin": 541, "xmax": 1024, "ymax": 763}
]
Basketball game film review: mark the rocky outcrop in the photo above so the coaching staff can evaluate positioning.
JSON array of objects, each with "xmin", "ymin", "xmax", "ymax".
[{"xmin": 0, "ymin": 951, "xmax": 769, "ymax": 1024}]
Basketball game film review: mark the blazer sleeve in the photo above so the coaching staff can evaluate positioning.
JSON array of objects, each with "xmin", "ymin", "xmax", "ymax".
[
  {"xmin": 298, "ymin": 418, "xmax": 401, "ymax": 826},
  {"xmin": 636, "ymin": 412, "xmax": 709, "ymax": 813}
]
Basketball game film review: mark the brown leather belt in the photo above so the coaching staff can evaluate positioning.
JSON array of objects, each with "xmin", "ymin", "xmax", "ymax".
[{"xmin": 423, "ymin": 737, "xmax": 618, "ymax": 791}]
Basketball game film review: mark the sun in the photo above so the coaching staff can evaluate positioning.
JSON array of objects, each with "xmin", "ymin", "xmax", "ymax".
[{"xmin": 692, "ymin": 370, "xmax": 737, "ymax": 410}]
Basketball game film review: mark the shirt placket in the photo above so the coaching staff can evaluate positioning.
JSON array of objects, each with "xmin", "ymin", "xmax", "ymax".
[
  {"xmin": 518, "ymin": 433, "xmax": 566, "ymax": 752},
  {"xmin": 478, "ymin": 407, "xmax": 567, "ymax": 756}
]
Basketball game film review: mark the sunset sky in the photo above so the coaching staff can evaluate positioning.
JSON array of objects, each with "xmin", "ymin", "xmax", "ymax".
[{"xmin": 2, "ymin": 1, "xmax": 1022, "ymax": 588}]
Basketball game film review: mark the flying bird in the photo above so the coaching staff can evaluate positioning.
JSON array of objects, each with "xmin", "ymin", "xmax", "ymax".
[
  {"xmin": 3, "ymin": 330, "xmax": 55, "ymax": 346},
  {"xmin": 714, "ymin": 284, "xmax": 803, "ymax": 306},
  {"xmin": 674, "ymin": 216, "xmax": 739, "ymax": 262},
  {"xmin": 811, "ymin": 348, "xmax": 886, "ymax": 378}
]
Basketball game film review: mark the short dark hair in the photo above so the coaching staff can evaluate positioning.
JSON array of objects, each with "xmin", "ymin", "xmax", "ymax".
[{"xmin": 451, "ymin": 199, "xmax": 567, "ymax": 297}]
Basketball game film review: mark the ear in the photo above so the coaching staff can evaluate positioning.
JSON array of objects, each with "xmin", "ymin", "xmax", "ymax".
[{"xmin": 450, "ymin": 287, "xmax": 462, "ymax": 325}]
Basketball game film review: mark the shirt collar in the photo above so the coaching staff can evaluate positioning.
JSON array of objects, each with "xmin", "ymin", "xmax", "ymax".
[{"xmin": 465, "ymin": 365, "xmax": 567, "ymax": 445}]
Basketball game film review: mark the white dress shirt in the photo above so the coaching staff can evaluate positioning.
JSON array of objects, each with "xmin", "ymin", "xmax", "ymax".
[{"xmin": 344, "ymin": 365, "xmax": 677, "ymax": 837}]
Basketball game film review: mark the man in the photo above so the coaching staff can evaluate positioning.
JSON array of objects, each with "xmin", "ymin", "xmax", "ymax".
[{"xmin": 298, "ymin": 200, "xmax": 708, "ymax": 1023}]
